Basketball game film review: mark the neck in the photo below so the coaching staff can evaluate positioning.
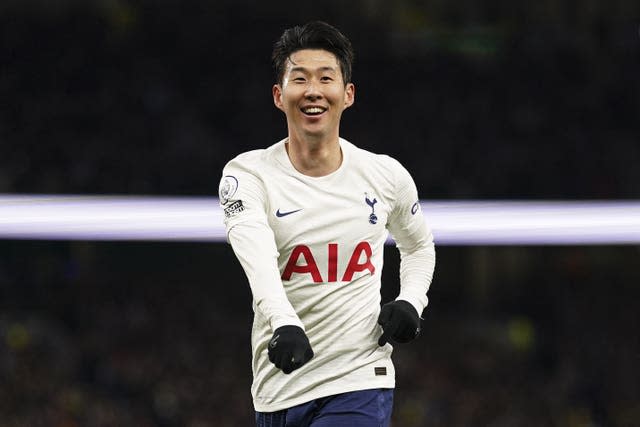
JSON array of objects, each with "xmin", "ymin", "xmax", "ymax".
[{"xmin": 285, "ymin": 134, "xmax": 342, "ymax": 177}]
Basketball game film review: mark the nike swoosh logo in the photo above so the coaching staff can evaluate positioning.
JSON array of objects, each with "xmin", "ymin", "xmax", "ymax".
[
  {"xmin": 276, "ymin": 208, "xmax": 302, "ymax": 217},
  {"xmin": 269, "ymin": 334, "xmax": 279, "ymax": 348}
]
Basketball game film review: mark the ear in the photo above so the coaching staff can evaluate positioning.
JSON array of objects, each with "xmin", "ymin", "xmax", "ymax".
[
  {"xmin": 273, "ymin": 84, "xmax": 285, "ymax": 112},
  {"xmin": 343, "ymin": 82, "xmax": 355, "ymax": 109}
]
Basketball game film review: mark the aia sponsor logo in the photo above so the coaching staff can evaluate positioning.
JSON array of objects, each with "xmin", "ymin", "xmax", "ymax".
[{"xmin": 281, "ymin": 242, "xmax": 375, "ymax": 283}]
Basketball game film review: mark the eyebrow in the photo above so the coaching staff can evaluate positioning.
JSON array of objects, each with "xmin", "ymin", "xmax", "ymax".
[{"xmin": 289, "ymin": 66, "xmax": 337, "ymax": 74}]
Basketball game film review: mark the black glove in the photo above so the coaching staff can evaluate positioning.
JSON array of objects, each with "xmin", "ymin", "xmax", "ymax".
[
  {"xmin": 268, "ymin": 325, "xmax": 314, "ymax": 374},
  {"xmin": 377, "ymin": 300, "xmax": 421, "ymax": 346}
]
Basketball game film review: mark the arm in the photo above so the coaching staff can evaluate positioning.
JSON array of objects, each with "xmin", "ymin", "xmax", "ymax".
[
  {"xmin": 379, "ymin": 160, "xmax": 436, "ymax": 344},
  {"xmin": 387, "ymin": 160, "xmax": 435, "ymax": 314},
  {"xmin": 219, "ymin": 159, "xmax": 312, "ymax": 372},
  {"xmin": 219, "ymin": 161, "xmax": 303, "ymax": 331},
  {"xmin": 228, "ymin": 221, "xmax": 304, "ymax": 331}
]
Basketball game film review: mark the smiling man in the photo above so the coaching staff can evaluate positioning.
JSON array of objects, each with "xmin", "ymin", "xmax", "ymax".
[
  {"xmin": 272, "ymin": 47, "xmax": 354, "ymax": 177},
  {"xmin": 218, "ymin": 21, "xmax": 436, "ymax": 427}
]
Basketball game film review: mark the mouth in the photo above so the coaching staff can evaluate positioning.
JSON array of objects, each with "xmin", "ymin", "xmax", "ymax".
[{"xmin": 300, "ymin": 106, "xmax": 327, "ymax": 116}]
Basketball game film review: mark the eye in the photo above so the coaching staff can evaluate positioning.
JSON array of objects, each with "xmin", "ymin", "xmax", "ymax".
[{"xmin": 321, "ymin": 76, "xmax": 334, "ymax": 82}]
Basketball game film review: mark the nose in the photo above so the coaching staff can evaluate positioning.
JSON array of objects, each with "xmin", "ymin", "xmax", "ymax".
[{"xmin": 304, "ymin": 80, "xmax": 322, "ymax": 100}]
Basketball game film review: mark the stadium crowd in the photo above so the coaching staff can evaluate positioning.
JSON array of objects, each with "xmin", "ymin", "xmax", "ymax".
[
  {"xmin": 1, "ymin": 243, "xmax": 638, "ymax": 426},
  {"xmin": 1, "ymin": 1, "xmax": 638, "ymax": 199},
  {"xmin": 1, "ymin": 1, "xmax": 639, "ymax": 426}
]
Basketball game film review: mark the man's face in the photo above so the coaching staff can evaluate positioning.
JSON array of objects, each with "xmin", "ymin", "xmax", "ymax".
[{"xmin": 273, "ymin": 49, "xmax": 355, "ymax": 142}]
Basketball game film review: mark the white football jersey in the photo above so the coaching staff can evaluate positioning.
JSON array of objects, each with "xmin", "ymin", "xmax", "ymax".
[{"xmin": 219, "ymin": 138, "xmax": 435, "ymax": 412}]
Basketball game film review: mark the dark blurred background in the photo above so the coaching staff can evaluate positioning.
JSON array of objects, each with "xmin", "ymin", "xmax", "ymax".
[{"xmin": 1, "ymin": 0, "xmax": 639, "ymax": 426}]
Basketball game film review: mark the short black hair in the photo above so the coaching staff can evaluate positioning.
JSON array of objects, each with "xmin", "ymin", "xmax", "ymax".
[{"xmin": 272, "ymin": 21, "xmax": 354, "ymax": 85}]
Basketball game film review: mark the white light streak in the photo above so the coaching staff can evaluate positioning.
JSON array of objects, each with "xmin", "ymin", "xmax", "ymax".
[{"xmin": 1, "ymin": 195, "xmax": 639, "ymax": 245}]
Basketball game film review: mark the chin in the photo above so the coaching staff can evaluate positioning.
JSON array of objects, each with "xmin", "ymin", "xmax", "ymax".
[{"xmin": 303, "ymin": 129, "xmax": 330, "ymax": 140}]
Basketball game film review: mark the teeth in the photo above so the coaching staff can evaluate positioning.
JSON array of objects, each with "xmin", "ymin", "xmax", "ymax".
[{"xmin": 303, "ymin": 107, "xmax": 324, "ymax": 114}]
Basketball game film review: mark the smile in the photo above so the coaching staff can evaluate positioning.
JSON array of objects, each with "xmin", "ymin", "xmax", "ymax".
[{"xmin": 301, "ymin": 106, "xmax": 327, "ymax": 115}]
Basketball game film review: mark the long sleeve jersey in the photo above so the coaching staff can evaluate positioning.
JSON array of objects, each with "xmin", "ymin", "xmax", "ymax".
[{"xmin": 219, "ymin": 138, "xmax": 435, "ymax": 412}]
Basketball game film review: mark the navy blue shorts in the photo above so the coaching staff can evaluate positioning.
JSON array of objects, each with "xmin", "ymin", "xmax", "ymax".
[{"xmin": 255, "ymin": 388, "xmax": 394, "ymax": 427}]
